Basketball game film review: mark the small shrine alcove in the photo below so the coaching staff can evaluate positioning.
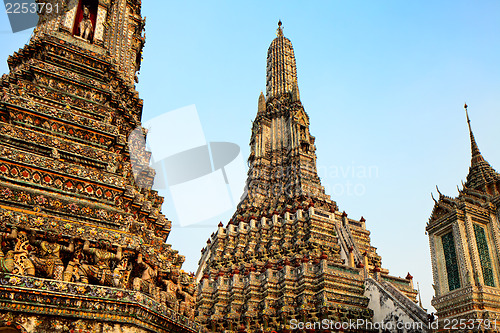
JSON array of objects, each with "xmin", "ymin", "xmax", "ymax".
[{"xmin": 72, "ymin": 0, "xmax": 99, "ymax": 42}]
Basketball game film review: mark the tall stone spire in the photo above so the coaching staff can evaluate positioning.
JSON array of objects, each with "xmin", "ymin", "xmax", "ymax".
[
  {"xmin": 463, "ymin": 104, "xmax": 500, "ymax": 190},
  {"xmin": 239, "ymin": 21, "xmax": 333, "ymax": 216},
  {"xmin": 196, "ymin": 23, "xmax": 422, "ymax": 333},
  {"xmin": 266, "ymin": 21, "xmax": 299, "ymax": 99}
]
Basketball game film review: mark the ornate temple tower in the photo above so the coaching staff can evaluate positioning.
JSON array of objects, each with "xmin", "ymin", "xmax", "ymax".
[
  {"xmin": 0, "ymin": 1, "xmax": 199, "ymax": 332},
  {"xmin": 195, "ymin": 22, "xmax": 426, "ymax": 333},
  {"xmin": 427, "ymin": 105, "xmax": 500, "ymax": 328}
]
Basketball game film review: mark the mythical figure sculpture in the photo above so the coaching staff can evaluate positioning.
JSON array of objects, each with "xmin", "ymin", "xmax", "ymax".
[
  {"xmin": 78, "ymin": 6, "xmax": 93, "ymax": 41},
  {"xmin": 179, "ymin": 282, "xmax": 196, "ymax": 320},
  {"xmin": 82, "ymin": 240, "xmax": 122, "ymax": 286},
  {"xmin": 29, "ymin": 232, "xmax": 74, "ymax": 280},
  {"xmin": 133, "ymin": 252, "xmax": 158, "ymax": 296},
  {"xmin": 160, "ymin": 269, "xmax": 180, "ymax": 311}
]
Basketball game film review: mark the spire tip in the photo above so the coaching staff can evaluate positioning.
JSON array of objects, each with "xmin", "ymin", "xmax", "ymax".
[
  {"xmin": 464, "ymin": 104, "xmax": 484, "ymax": 164},
  {"xmin": 276, "ymin": 20, "xmax": 284, "ymax": 36}
]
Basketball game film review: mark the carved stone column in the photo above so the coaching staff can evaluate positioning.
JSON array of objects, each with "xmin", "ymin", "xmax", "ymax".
[{"xmin": 464, "ymin": 211, "xmax": 484, "ymax": 285}]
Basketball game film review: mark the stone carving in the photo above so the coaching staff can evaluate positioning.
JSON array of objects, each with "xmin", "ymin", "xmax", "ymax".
[
  {"xmin": 11, "ymin": 230, "xmax": 35, "ymax": 276},
  {"xmin": 179, "ymin": 282, "xmax": 196, "ymax": 320},
  {"xmin": 133, "ymin": 252, "xmax": 158, "ymax": 296},
  {"xmin": 82, "ymin": 240, "xmax": 122, "ymax": 287},
  {"xmin": 160, "ymin": 269, "xmax": 180, "ymax": 312},
  {"xmin": 0, "ymin": 273, "xmax": 201, "ymax": 332},
  {"xmin": 78, "ymin": 6, "xmax": 93, "ymax": 41},
  {"xmin": 29, "ymin": 232, "xmax": 74, "ymax": 280}
]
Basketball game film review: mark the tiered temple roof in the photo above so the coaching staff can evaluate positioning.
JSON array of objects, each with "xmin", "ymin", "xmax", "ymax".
[
  {"xmin": 427, "ymin": 105, "xmax": 500, "ymax": 327},
  {"xmin": 464, "ymin": 105, "xmax": 500, "ymax": 192}
]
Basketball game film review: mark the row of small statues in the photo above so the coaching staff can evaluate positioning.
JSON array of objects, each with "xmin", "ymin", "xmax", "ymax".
[{"xmin": 0, "ymin": 227, "xmax": 195, "ymax": 320}]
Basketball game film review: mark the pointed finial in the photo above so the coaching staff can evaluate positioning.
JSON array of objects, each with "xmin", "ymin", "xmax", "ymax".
[
  {"xmin": 465, "ymin": 103, "xmax": 470, "ymax": 126},
  {"xmin": 436, "ymin": 185, "xmax": 442, "ymax": 196},
  {"xmin": 464, "ymin": 104, "xmax": 484, "ymax": 163},
  {"xmin": 431, "ymin": 192, "xmax": 437, "ymax": 204},
  {"xmin": 276, "ymin": 20, "xmax": 284, "ymax": 37}
]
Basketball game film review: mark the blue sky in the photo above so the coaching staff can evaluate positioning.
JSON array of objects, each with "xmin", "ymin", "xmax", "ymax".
[{"xmin": 1, "ymin": 0, "xmax": 500, "ymax": 311}]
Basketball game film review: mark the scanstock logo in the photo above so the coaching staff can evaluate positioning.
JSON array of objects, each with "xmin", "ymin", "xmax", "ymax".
[{"xmin": 128, "ymin": 105, "xmax": 247, "ymax": 227}]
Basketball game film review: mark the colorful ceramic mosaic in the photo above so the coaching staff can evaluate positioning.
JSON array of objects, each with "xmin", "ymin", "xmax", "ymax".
[{"xmin": 0, "ymin": 0, "xmax": 197, "ymax": 331}]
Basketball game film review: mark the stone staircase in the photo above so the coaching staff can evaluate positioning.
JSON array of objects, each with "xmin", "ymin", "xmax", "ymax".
[{"xmin": 365, "ymin": 277, "xmax": 429, "ymax": 332}]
